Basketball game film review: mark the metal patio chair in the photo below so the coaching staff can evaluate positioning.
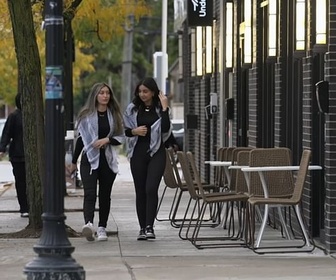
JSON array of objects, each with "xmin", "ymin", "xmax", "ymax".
[
  {"xmin": 157, "ymin": 149, "xmax": 219, "ymax": 229},
  {"xmin": 245, "ymin": 149, "xmax": 317, "ymax": 254},
  {"xmin": 156, "ymin": 148, "xmax": 181, "ymax": 223},
  {"xmin": 177, "ymin": 151, "xmax": 249, "ymax": 249}
]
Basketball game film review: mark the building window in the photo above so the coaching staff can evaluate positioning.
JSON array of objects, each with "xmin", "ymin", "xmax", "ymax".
[
  {"xmin": 205, "ymin": 26, "xmax": 213, "ymax": 74},
  {"xmin": 268, "ymin": 0, "xmax": 277, "ymax": 57},
  {"xmin": 226, "ymin": 1, "xmax": 233, "ymax": 68},
  {"xmin": 243, "ymin": 0, "xmax": 252, "ymax": 64},
  {"xmin": 314, "ymin": 0, "xmax": 327, "ymax": 53},
  {"xmin": 316, "ymin": 0, "xmax": 327, "ymax": 44},
  {"xmin": 191, "ymin": 28, "xmax": 196, "ymax": 77},
  {"xmin": 295, "ymin": 0, "xmax": 306, "ymax": 52},
  {"xmin": 196, "ymin": 26, "xmax": 203, "ymax": 76}
]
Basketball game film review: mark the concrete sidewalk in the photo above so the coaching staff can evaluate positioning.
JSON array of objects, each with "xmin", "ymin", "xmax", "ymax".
[{"xmin": 1, "ymin": 156, "xmax": 336, "ymax": 280}]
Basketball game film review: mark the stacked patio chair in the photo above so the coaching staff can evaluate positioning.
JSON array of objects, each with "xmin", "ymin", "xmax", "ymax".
[
  {"xmin": 157, "ymin": 149, "xmax": 220, "ymax": 229},
  {"xmin": 220, "ymin": 147, "xmax": 253, "ymax": 232},
  {"xmin": 177, "ymin": 151, "xmax": 249, "ymax": 249}
]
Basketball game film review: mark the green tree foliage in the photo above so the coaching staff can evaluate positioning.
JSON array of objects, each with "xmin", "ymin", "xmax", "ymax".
[
  {"xmin": 72, "ymin": 0, "xmax": 178, "ymax": 113},
  {"xmin": 133, "ymin": 0, "xmax": 178, "ymax": 72},
  {"xmin": 68, "ymin": 0, "xmax": 152, "ymax": 113}
]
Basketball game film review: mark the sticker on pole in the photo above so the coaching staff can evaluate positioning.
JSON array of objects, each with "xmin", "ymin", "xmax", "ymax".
[{"xmin": 46, "ymin": 66, "xmax": 63, "ymax": 99}]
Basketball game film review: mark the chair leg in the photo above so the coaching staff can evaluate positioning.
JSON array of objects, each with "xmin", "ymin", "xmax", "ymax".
[
  {"xmin": 255, "ymin": 204, "xmax": 269, "ymax": 248},
  {"xmin": 185, "ymin": 199, "xmax": 200, "ymax": 241},
  {"xmin": 156, "ymin": 186, "xmax": 174, "ymax": 222},
  {"xmin": 221, "ymin": 202, "xmax": 231, "ymax": 229},
  {"xmin": 244, "ymin": 202, "xmax": 252, "ymax": 245},
  {"xmin": 247, "ymin": 203, "xmax": 256, "ymax": 249},
  {"xmin": 178, "ymin": 197, "xmax": 194, "ymax": 240},
  {"xmin": 209, "ymin": 201, "xmax": 221, "ymax": 224},
  {"xmin": 236, "ymin": 201, "xmax": 247, "ymax": 239},
  {"xmin": 294, "ymin": 204, "xmax": 313, "ymax": 248},
  {"xmin": 277, "ymin": 206, "xmax": 294, "ymax": 240},
  {"xmin": 190, "ymin": 201, "xmax": 207, "ymax": 246},
  {"xmin": 170, "ymin": 189, "xmax": 187, "ymax": 228}
]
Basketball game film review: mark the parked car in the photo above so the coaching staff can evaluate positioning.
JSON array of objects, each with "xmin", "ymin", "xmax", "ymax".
[
  {"xmin": 171, "ymin": 119, "xmax": 184, "ymax": 151},
  {"xmin": 0, "ymin": 118, "xmax": 6, "ymax": 138}
]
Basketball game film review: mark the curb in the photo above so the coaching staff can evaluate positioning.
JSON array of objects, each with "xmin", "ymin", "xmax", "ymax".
[{"xmin": 0, "ymin": 182, "xmax": 13, "ymax": 196}]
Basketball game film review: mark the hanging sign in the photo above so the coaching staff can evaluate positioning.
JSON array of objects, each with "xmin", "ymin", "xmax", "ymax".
[{"xmin": 187, "ymin": 0, "xmax": 213, "ymax": 27}]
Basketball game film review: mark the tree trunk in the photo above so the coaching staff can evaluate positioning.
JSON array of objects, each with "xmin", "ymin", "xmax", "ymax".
[{"xmin": 7, "ymin": 0, "xmax": 44, "ymax": 230}]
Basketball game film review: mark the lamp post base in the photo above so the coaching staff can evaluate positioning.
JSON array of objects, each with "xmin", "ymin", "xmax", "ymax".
[
  {"xmin": 24, "ymin": 214, "xmax": 85, "ymax": 279},
  {"xmin": 24, "ymin": 254, "xmax": 85, "ymax": 280}
]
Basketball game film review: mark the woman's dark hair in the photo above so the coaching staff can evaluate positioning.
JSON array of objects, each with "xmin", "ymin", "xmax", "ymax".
[
  {"xmin": 15, "ymin": 93, "xmax": 22, "ymax": 110},
  {"xmin": 131, "ymin": 77, "xmax": 161, "ymax": 111}
]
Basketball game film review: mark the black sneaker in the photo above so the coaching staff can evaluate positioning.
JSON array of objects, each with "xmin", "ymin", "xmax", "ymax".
[
  {"xmin": 145, "ymin": 226, "xmax": 156, "ymax": 239},
  {"xmin": 137, "ymin": 228, "xmax": 147, "ymax": 240}
]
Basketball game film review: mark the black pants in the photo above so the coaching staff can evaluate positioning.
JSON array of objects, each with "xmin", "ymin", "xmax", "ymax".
[
  {"xmin": 80, "ymin": 151, "xmax": 116, "ymax": 228},
  {"xmin": 130, "ymin": 143, "xmax": 166, "ymax": 229},
  {"xmin": 11, "ymin": 161, "xmax": 29, "ymax": 213}
]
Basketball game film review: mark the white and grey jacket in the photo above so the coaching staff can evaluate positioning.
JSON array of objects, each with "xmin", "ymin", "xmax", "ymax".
[
  {"xmin": 123, "ymin": 103, "xmax": 172, "ymax": 160},
  {"xmin": 77, "ymin": 110, "xmax": 125, "ymax": 174}
]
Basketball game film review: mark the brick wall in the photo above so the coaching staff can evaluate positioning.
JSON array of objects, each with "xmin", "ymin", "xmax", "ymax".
[
  {"xmin": 274, "ymin": 63, "xmax": 282, "ymax": 147},
  {"xmin": 324, "ymin": 50, "xmax": 336, "ymax": 252},
  {"xmin": 248, "ymin": 67, "xmax": 258, "ymax": 148},
  {"xmin": 301, "ymin": 56, "xmax": 314, "ymax": 232},
  {"xmin": 232, "ymin": 72, "xmax": 238, "ymax": 145}
]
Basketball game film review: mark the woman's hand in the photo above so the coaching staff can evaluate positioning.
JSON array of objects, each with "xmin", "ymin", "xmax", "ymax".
[
  {"xmin": 132, "ymin": 125, "xmax": 148, "ymax": 136},
  {"xmin": 67, "ymin": 163, "xmax": 77, "ymax": 175},
  {"xmin": 158, "ymin": 91, "xmax": 168, "ymax": 111},
  {"xmin": 93, "ymin": 138, "xmax": 110, "ymax": 149}
]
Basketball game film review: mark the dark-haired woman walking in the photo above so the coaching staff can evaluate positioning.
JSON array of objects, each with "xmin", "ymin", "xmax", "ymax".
[{"xmin": 124, "ymin": 77, "xmax": 172, "ymax": 240}]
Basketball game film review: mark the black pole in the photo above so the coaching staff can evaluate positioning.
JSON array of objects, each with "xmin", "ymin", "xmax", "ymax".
[
  {"xmin": 64, "ymin": 19, "xmax": 74, "ymax": 130},
  {"xmin": 24, "ymin": 1, "xmax": 85, "ymax": 278}
]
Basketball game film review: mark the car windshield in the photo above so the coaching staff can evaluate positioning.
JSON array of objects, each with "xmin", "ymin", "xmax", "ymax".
[
  {"xmin": 172, "ymin": 123, "xmax": 183, "ymax": 131},
  {"xmin": 172, "ymin": 119, "xmax": 184, "ymax": 131}
]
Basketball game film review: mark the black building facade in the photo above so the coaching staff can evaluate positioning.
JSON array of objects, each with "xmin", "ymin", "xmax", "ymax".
[{"xmin": 174, "ymin": 0, "xmax": 336, "ymax": 253}]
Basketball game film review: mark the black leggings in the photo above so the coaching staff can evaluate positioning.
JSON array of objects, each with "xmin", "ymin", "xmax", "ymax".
[
  {"xmin": 80, "ymin": 151, "xmax": 116, "ymax": 228},
  {"xmin": 11, "ymin": 161, "xmax": 29, "ymax": 213},
  {"xmin": 130, "ymin": 143, "xmax": 166, "ymax": 229}
]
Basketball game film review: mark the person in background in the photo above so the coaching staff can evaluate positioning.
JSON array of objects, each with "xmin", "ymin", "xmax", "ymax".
[
  {"xmin": 0, "ymin": 93, "xmax": 29, "ymax": 218},
  {"xmin": 123, "ymin": 77, "xmax": 172, "ymax": 240},
  {"xmin": 68, "ymin": 82, "xmax": 124, "ymax": 242}
]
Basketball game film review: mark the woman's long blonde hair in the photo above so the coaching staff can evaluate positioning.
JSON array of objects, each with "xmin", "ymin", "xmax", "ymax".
[{"xmin": 77, "ymin": 82, "xmax": 123, "ymax": 134}]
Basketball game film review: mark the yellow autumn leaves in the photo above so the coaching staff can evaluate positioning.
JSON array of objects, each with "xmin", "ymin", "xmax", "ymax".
[{"xmin": 0, "ymin": 0, "xmax": 150, "ymax": 105}]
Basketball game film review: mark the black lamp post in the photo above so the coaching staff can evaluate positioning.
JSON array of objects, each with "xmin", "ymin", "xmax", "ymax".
[
  {"xmin": 23, "ymin": 1, "xmax": 85, "ymax": 279},
  {"xmin": 64, "ymin": 18, "xmax": 74, "ymax": 131}
]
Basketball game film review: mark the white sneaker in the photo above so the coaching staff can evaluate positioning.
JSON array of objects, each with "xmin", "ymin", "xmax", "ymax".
[
  {"xmin": 97, "ymin": 226, "xmax": 108, "ymax": 241},
  {"xmin": 82, "ymin": 222, "xmax": 95, "ymax": 241}
]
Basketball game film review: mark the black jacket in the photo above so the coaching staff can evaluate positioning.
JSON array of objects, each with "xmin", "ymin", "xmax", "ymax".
[{"xmin": 0, "ymin": 108, "xmax": 25, "ymax": 162}]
